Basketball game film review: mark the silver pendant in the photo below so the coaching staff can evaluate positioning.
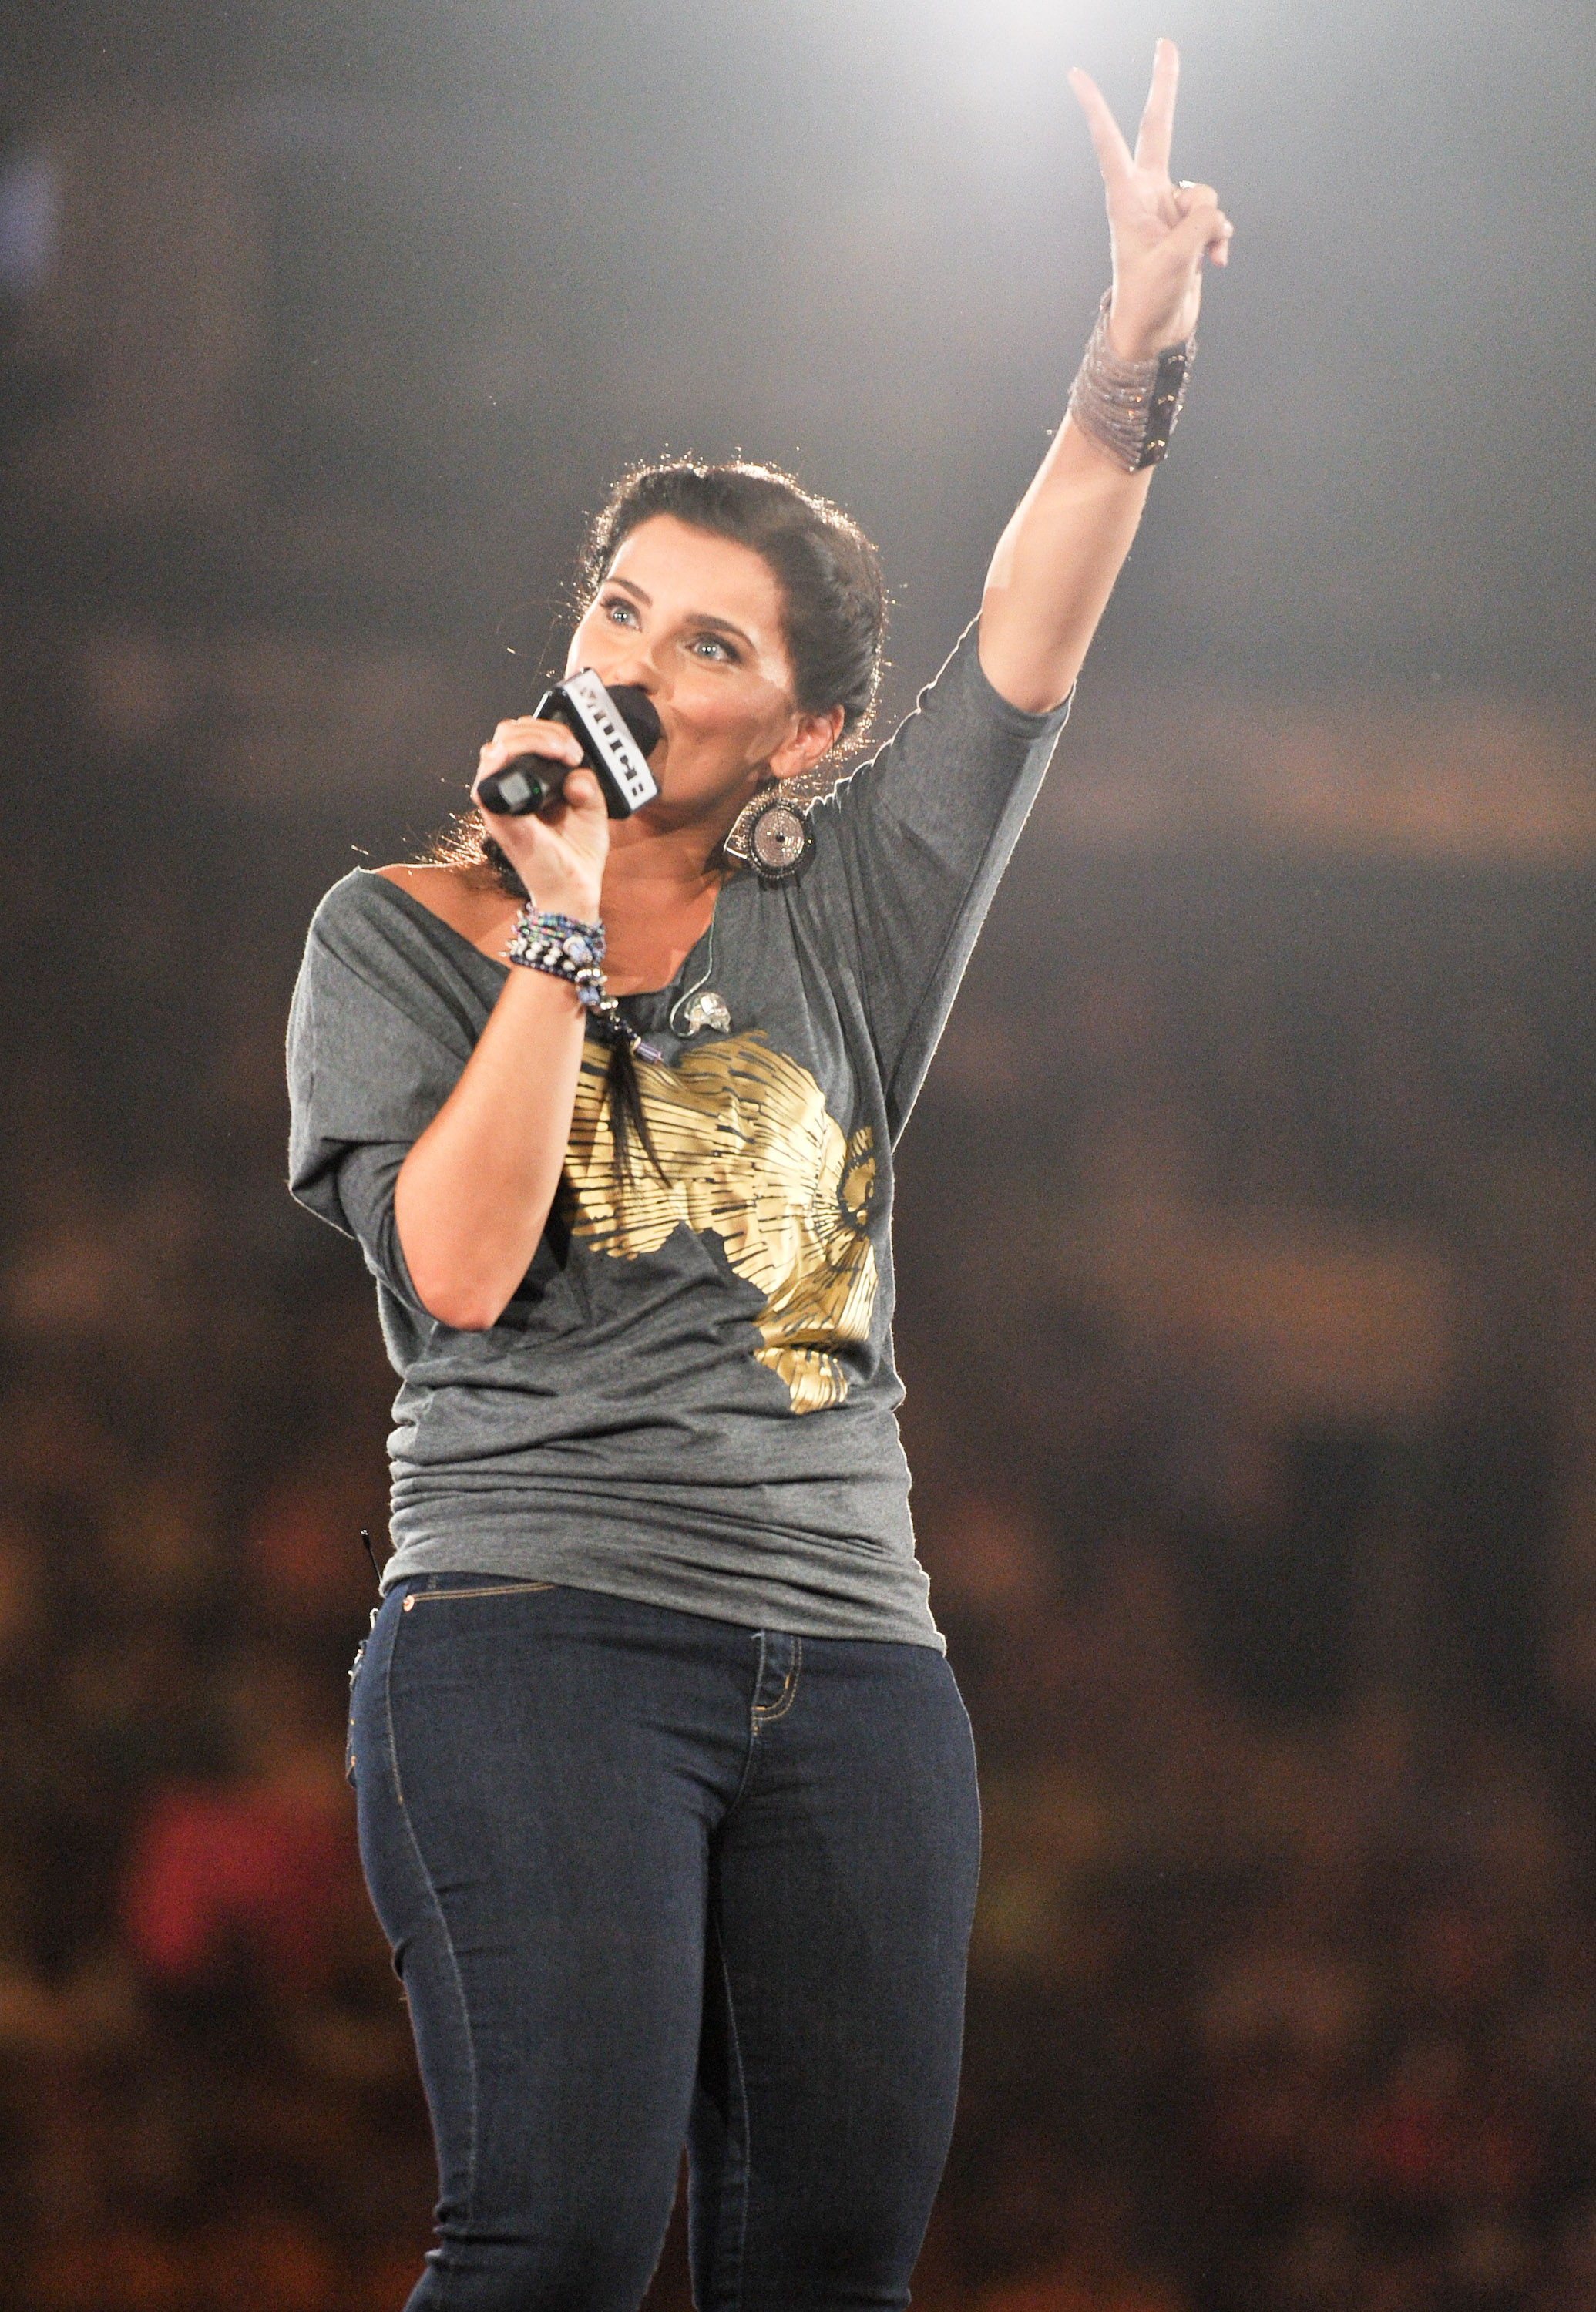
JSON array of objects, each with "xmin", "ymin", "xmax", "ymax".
[{"xmin": 683, "ymin": 990, "xmax": 731, "ymax": 1036}]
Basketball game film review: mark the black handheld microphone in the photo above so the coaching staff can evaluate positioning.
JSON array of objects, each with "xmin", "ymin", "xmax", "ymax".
[{"xmin": 476, "ymin": 670, "xmax": 662, "ymax": 821}]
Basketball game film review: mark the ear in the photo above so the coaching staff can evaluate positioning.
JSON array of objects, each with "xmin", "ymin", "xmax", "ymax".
[{"xmin": 767, "ymin": 704, "xmax": 845, "ymax": 785}]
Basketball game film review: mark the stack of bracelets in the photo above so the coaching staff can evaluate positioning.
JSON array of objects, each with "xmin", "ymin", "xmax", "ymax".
[
  {"xmin": 506, "ymin": 902, "xmax": 662, "ymax": 1061},
  {"xmin": 1067, "ymin": 287, "xmax": 1195, "ymax": 472}
]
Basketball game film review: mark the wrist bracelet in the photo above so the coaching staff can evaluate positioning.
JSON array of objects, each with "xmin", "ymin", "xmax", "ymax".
[
  {"xmin": 1067, "ymin": 289, "xmax": 1194, "ymax": 473},
  {"xmin": 505, "ymin": 903, "xmax": 661, "ymax": 1060},
  {"xmin": 506, "ymin": 906, "xmax": 606, "ymax": 1000}
]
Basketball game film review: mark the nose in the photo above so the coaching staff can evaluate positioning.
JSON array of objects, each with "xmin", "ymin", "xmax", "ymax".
[{"xmin": 587, "ymin": 640, "xmax": 660, "ymax": 697}]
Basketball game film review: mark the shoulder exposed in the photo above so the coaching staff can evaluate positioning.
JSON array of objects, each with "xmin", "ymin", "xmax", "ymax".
[
  {"xmin": 377, "ymin": 862, "xmax": 510, "ymax": 946},
  {"xmin": 306, "ymin": 864, "xmax": 443, "ymax": 950},
  {"xmin": 376, "ymin": 862, "xmax": 459, "ymax": 897},
  {"xmin": 313, "ymin": 863, "xmax": 472, "ymax": 924}
]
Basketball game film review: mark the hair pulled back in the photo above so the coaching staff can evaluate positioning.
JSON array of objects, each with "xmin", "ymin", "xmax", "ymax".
[{"xmin": 580, "ymin": 458, "xmax": 886, "ymax": 754}]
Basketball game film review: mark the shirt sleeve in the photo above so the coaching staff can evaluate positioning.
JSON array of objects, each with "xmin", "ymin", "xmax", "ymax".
[
  {"xmin": 285, "ymin": 879, "xmax": 480, "ymax": 1311},
  {"xmin": 798, "ymin": 620, "xmax": 1071, "ymax": 1138}
]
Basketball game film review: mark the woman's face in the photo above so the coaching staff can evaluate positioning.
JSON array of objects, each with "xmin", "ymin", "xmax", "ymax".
[{"xmin": 563, "ymin": 514, "xmax": 838, "ymax": 825}]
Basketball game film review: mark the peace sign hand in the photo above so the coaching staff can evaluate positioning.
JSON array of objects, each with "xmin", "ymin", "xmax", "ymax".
[{"xmin": 1069, "ymin": 38, "xmax": 1232, "ymax": 365}]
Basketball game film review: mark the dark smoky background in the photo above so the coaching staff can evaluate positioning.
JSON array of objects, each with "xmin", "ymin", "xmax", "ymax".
[{"xmin": 2, "ymin": 4, "xmax": 1595, "ymax": 2308}]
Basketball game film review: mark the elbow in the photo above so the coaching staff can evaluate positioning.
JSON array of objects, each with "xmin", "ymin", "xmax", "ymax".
[
  {"xmin": 411, "ymin": 1273, "xmax": 509, "ymax": 1333},
  {"xmin": 423, "ymin": 1295, "xmax": 504, "ymax": 1334},
  {"xmin": 399, "ymin": 1234, "xmax": 511, "ymax": 1332},
  {"xmin": 976, "ymin": 611, "xmax": 1080, "ymax": 719},
  {"xmin": 395, "ymin": 1164, "xmax": 545, "ymax": 1332},
  {"xmin": 395, "ymin": 1180, "xmax": 515, "ymax": 1331}
]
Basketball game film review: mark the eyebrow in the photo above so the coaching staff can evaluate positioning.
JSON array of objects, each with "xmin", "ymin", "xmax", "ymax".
[{"xmin": 604, "ymin": 574, "xmax": 757, "ymax": 654}]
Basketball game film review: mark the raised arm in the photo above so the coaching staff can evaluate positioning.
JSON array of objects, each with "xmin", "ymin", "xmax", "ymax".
[{"xmin": 978, "ymin": 38, "xmax": 1232, "ymax": 714}]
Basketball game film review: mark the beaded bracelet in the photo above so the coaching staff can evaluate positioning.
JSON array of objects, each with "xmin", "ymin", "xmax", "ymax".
[
  {"xmin": 1067, "ymin": 289, "xmax": 1195, "ymax": 474},
  {"xmin": 505, "ymin": 903, "xmax": 661, "ymax": 1060},
  {"xmin": 506, "ymin": 906, "xmax": 606, "ymax": 997}
]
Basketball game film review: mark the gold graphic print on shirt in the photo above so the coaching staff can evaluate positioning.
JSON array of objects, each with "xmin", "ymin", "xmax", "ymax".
[{"xmin": 561, "ymin": 1033, "xmax": 877, "ymax": 1415}]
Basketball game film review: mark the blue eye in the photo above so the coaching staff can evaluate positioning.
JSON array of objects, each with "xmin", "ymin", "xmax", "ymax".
[{"xmin": 603, "ymin": 596, "xmax": 638, "ymax": 626}]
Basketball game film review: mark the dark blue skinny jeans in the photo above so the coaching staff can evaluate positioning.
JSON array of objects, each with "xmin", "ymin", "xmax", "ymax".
[{"xmin": 347, "ymin": 1574, "xmax": 983, "ymax": 2312}]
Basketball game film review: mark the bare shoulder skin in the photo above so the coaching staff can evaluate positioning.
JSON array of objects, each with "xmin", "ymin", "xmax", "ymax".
[{"xmin": 377, "ymin": 862, "xmax": 519, "ymax": 962}]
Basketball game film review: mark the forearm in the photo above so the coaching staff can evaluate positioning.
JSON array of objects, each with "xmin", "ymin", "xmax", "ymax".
[
  {"xmin": 977, "ymin": 413, "xmax": 1154, "ymax": 714},
  {"xmin": 395, "ymin": 967, "xmax": 588, "ymax": 1330},
  {"xmin": 978, "ymin": 36, "xmax": 1231, "ymax": 716}
]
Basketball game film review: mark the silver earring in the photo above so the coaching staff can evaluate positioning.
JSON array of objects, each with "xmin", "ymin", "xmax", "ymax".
[{"xmin": 724, "ymin": 790, "xmax": 814, "ymax": 886}]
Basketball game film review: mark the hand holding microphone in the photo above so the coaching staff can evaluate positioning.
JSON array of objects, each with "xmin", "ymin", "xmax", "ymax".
[
  {"xmin": 477, "ymin": 674, "xmax": 662, "ymax": 819},
  {"xmin": 472, "ymin": 673, "xmax": 662, "ymax": 918}
]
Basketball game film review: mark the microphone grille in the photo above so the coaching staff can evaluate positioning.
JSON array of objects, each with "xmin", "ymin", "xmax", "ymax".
[{"xmin": 606, "ymin": 684, "xmax": 662, "ymax": 758}]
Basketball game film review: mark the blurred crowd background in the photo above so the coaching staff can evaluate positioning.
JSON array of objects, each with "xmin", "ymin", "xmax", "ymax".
[{"xmin": 3, "ymin": 3, "xmax": 1594, "ymax": 2308}]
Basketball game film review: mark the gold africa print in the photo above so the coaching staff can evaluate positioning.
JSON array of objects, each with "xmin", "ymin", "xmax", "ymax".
[{"xmin": 560, "ymin": 1033, "xmax": 877, "ymax": 1414}]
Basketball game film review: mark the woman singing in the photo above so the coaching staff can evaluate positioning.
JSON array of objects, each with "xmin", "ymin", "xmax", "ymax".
[{"xmin": 287, "ymin": 42, "xmax": 1228, "ymax": 2312}]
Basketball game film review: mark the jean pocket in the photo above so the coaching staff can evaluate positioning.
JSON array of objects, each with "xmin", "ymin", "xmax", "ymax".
[{"xmin": 399, "ymin": 1580, "xmax": 556, "ymax": 1609}]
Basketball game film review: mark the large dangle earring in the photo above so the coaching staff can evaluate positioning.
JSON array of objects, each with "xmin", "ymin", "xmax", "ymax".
[{"xmin": 724, "ymin": 787, "xmax": 815, "ymax": 886}]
